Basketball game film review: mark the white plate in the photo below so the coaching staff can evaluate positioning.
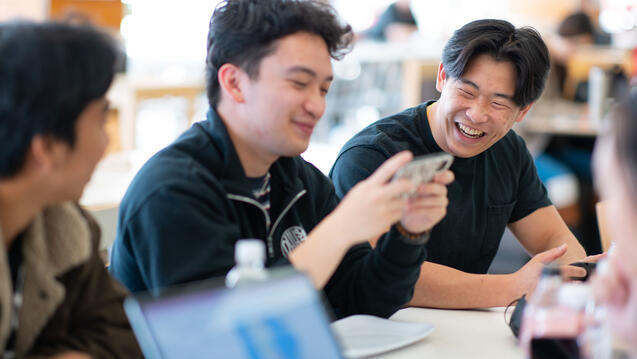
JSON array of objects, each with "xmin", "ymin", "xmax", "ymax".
[{"xmin": 330, "ymin": 314, "xmax": 434, "ymax": 358}]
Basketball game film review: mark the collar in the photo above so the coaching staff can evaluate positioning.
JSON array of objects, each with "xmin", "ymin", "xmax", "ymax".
[{"xmin": 0, "ymin": 202, "xmax": 92, "ymax": 355}]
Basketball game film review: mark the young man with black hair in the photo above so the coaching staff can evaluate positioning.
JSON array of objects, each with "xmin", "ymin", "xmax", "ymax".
[
  {"xmin": 110, "ymin": 0, "xmax": 452, "ymax": 319},
  {"xmin": 0, "ymin": 22, "xmax": 141, "ymax": 358},
  {"xmin": 331, "ymin": 19, "xmax": 598, "ymax": 309}
]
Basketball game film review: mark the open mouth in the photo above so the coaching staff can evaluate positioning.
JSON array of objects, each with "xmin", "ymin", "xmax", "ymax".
[{"xmin": 455, "ymin": 122, "xmax": 485, "ymax": 139}]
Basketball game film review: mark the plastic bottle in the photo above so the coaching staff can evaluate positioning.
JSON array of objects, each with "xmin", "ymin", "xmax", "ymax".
[{"xmin": 225, "ymin": 239, "xmax": 268, "ymax": 288}]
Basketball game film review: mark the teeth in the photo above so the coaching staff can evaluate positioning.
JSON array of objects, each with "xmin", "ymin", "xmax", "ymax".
[{"xmin": 457, "ymin": 123, "xmax": 484, "ymax": 137}]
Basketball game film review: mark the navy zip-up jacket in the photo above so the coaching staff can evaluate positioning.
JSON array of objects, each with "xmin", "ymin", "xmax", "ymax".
[{"xmin": 110, "ymin": 108, "xmax": 427, "ymax": 318}]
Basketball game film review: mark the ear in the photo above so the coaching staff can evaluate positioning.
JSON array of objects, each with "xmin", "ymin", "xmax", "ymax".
[
  {"xmin": 515, "ymin": 103, "xmax": 533, "ymax": 123},
  {"xmin": 435, "ymin": 62, "xmax": 447, "ymax": 92},
  {"xmin": 28, "ymin": 135, "xmax": 67, "ymax": 173},
  {"xmin": 217, "ymin": 63, "xmax": 247, "ymax": 104}
]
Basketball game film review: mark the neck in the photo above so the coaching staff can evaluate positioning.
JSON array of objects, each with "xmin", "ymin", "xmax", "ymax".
[
  {"xmin": 216, "ymin": 104, "xmax": 277, "ymax": 178},
  {"xmin": 0, "ymin": 177, "xmax": 47, "ymax": 249},
  {"xmin": 427, "ymin": 101, "xmax": 451, "ymax": 153}
]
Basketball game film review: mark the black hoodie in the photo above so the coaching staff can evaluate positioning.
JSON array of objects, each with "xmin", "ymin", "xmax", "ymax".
[{"xmin": 110, "ymin": 108, "xmax": 428, "ymax": 318}]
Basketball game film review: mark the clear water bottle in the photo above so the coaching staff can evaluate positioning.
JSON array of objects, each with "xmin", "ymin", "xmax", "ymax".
[{"xmin": 225, "ymin": 239, "xmax": 268, "ymax": 288}]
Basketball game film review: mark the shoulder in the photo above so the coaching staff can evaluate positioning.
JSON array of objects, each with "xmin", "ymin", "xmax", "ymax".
[
  {"xmin": 119, "ymin": 133, "xmax": 227, "ymax": 222},
  {"xmin": 339, "ymin": 104, "xmax": 427, "ymax": 159}
]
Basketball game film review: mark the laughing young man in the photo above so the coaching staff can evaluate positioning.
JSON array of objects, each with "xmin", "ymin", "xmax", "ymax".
[
  {"xmin": 110, "ymin": 0, "xmax": 452, "ymax": 319},
  {"xmin": 330, "ymin": 19, "xmax": 595, "ymax": 309}
]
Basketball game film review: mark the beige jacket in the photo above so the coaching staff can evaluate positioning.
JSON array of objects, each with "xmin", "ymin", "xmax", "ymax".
[{"xmin": 0, "ymin": 202, "xmax": 141, "ymax": 358}]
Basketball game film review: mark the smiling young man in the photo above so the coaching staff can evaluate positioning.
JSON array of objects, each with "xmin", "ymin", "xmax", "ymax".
[
  {"xmin": 110, "ymin": 0, "xmax": 453, "ymax": 319},
  {"xmin": 330, "ymin": 19, "xmax": 593, "ymax": 309},
  {"xmin": 0, "ymin": 22, "xmax": 141, "ymax": 358}
]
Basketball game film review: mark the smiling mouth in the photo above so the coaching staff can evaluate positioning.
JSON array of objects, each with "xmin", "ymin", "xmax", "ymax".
[
  {"xmin": 293, "ymin": 121, "xmax": 315, "ymax": 136},
  {"xmin": 455, "ymin": 122, "xmax": 485, "ymax": 139}
]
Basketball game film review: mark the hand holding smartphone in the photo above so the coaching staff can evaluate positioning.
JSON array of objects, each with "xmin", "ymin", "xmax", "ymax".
[{"xmin": 392, "ymin": 152, "xmax": 453, "ymax": 197}]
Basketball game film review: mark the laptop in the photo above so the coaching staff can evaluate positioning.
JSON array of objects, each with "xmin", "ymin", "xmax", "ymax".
[{"xmin": 124, "ymin": 269, "xmax": 344, "ymax": 359}]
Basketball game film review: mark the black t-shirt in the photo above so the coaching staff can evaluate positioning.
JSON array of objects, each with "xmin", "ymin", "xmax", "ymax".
[{"xmin": 330, "ymin": 101, "xmax": 552, "ymax": 274}]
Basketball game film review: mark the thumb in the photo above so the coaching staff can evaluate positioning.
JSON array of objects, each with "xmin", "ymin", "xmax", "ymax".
[{"xmin": 534, "ymin": 243, "xmax": 568, "ymax": 264}]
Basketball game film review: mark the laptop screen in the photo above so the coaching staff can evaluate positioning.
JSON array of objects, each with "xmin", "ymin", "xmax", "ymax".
[{"xmin": 125, "ymin": 271, "xmax": 343, "ymax": 359}]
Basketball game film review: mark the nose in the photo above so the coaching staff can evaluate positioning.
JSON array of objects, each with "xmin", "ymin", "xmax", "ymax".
[
  {"xmin": 303, "ymin": 88, "xmax": 326, "ymax": 120},
  {"xmin": 466, "ymin": 100, "xmax": 489, "ymax": 124}
]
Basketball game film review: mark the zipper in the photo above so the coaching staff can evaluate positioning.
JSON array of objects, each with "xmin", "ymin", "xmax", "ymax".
[
  {"xmin": 267, "ymin": 190, "xmax": 306, "ymax": 258},
  {"xmin": 227, "ymin": 190, "xmax": 306, "ymax": 259}
]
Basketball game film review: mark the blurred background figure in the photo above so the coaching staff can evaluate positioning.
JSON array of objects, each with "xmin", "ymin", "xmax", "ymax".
[
  {"xmin": 361, "ymin": 0, "xmax": 417, "ymax": 42},
  {"xmin": 592, "ymin": 88, "xmax": 637, "ymax": 353}
]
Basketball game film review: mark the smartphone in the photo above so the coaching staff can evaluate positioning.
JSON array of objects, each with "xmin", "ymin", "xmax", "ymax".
[{"xmin": 392, "ymin": 152, "xmax": 454, "ymax": 197}]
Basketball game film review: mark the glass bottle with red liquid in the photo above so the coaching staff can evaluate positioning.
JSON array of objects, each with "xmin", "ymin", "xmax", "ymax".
[{"xmin": 519, "ymin": 266, "xmax": 610, "ymax": 359}]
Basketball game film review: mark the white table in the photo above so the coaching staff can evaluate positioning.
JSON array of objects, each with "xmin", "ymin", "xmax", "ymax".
[{"xmin": 380, "ymin": 307, "xmax": 523, "ymax": 358}]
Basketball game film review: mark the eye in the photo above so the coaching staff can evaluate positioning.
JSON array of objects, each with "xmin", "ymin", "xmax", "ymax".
[
  {"xmin": 290, "ymin": 80, "xmax": 308, "ymax": 89},
  {"xmin": 492, "ymin": 101, "xmax": 510, "ymax": 110},
  {"xmin": 458, "ymin": 88, "xmax": 474, "ymax": 97},
  {"xmin": 320, "ymin": 87, "xmax": 329, "ymax": 96}
]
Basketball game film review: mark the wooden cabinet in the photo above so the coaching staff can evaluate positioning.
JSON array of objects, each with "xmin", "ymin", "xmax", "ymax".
[{"xmin": 49, "ymin": 0, "xmax": 123, "ymax": 30}]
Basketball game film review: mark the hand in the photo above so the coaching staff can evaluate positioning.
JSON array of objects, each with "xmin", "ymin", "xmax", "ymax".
[
  {"xmin": 561, "ymin": 252, "xmax": 606, "ymax": 280},
  {"xmin": 399, "ymin": 170, "xmax": 454, "ymax": 233},
  {"xmin": 334, "ymin": 151, "xmax": 414, "ymax": 244},
  {"xmin": 592, "ymin": 253, "xmax": 637, "ymax": 347},
  {"xmin": 48, "ymin": 352, "xmax": 92, "ymax": 359},
  {"xmin": 513, "ymin": 244, "xmax": 570, "ymax": 297}
]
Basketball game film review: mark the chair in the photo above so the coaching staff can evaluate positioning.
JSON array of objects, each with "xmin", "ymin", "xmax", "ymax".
[{"xmin": 595, "ymin": 201, "xmax": 612, "ymax": 252}]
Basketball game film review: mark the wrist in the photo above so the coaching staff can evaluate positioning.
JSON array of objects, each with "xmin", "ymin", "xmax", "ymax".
[{"xmin": 394, "ymin": 222, "xmax": 430, "ymax": 244}]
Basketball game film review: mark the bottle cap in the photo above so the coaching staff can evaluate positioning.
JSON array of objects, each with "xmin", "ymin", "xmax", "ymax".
[
  {"xmin": 541, "ymin": 266, "xmax": 562, "ymax": 277},
  {"xmin": 235, "ymin": 239, "xmax": 265, "ymax": 264}
]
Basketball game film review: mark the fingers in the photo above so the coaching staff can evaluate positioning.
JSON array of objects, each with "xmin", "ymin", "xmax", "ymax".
[
  {"xmin": 367, "ymin": 151, "xmax": 413, "ymax": 185},
  {"xmin": 582, "ymin": 252, "xmax": 607, "ymax": 263},
  {"xmin": 432, "ymin": 170, "xmax": 454, "ymax": 185},
  {"xmin": 533, "ymin": 243, "xmax": 568, "ymax": 264},
  {"xmin": 561, "ymin": 265, "xmax": 587, "ymax": 279},
  {"xmin": 413, "ymin": 181, "xmax": 448, "ymax": 198}
]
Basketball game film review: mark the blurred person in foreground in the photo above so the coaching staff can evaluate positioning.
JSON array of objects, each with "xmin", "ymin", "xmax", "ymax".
[
  {"xmin": 592, "ymin": 89, "xmax": 637, "ymax": 352},
  {"xmin": 0, "ymin": 22, "xmax": 141, "ymax": 358}
]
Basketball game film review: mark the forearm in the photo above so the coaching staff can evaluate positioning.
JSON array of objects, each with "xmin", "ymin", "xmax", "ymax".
[
  {"xmin": 407, "ymin": 261, "xmax": 521, "ymax": 309},
  {"xmin": 288, "ymin": 211, "xmax": 354, "ymax": 288},
  {"xmin": 544, "ymin": 231, "xmax": 587, "ymax": 264}
]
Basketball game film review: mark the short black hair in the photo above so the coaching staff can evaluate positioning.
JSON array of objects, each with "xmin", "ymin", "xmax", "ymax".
[
  {"xmin": 558, "ymin": 12, "xmax": 594, "ymax": 38},
  {"xmin": 0, "ymin": 21, "xmax": 117, "ymax": 178},
  {"xmin": 612, "ymin": 88, "xmax": 637, "ymax": 198},
  {"xmin": 441, "ymin": 19, "xmax": 550, "ymax": 108},
  {"xmin": 206, "ymin": 0, "xmax": 353, "ymax": 107}
]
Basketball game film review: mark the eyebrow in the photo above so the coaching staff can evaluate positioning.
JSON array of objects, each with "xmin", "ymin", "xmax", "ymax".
[
  {"xmin": 458, "ymin": 78, "xmax": 515, "ymax": 102},
  {"xmin": 285, "ymin": 66, "xmax": 333, "ymax": 82}
]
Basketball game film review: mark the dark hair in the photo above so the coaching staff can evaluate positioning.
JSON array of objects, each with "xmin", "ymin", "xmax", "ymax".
[
  {"xmin": 612, "ymin": 89, "xmax": 637, "ymax": 198},
  {"xmin": 441, "ymin": 19, "xmax": 550, "ymax": 108},
  {"xmin": 558, "ymin": 12, "xmax": 594, "ymax": 38},
  {"xmin": 206, "ymin": 0, "xmax": 353, "ymax": 107},
  {"xmin": 0, "ymin": 21, "xmax": 117, "ymax": 178}
]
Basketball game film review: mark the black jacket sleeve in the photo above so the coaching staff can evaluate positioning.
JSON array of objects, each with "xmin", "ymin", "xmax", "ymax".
[{"xmin": 324, "ymin": 146, "xmax": 427, "ymax": 319}]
